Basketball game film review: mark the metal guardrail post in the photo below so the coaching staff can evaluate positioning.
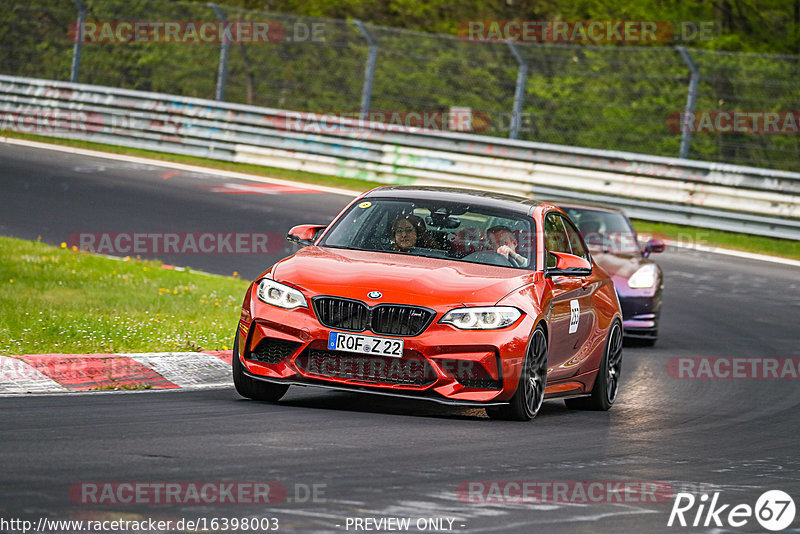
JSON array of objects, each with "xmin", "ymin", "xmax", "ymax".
[
  {"xmin": 506, "ymin": 42, "xmax": 528, "ymax": 140},
  {"xmin": 209, "ymin": 3, "xmax": 231, "ymax": 101},
  {"xmin": 677, "ymin": 46, "xmax": 700, "ymax": 160},
  {"xmin": 353, "ymin": 20, "xmax": 377, "ymax": 120},
  {"xmin": 69, "ymin": 0, "xmax": 87, "ymax": 83}
]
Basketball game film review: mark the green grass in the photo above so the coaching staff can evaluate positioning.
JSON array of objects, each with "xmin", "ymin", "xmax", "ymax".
[
  {"xmin": 0, "ymin": 236, "xmax": 249, "ymax": 355},
  {"xmin": 632, "ymin": 220, "xmax": 800, "ymax": 261},
  {"xmin": 4, "ymin": 131, "xmax": 798, "ymax": 261}
]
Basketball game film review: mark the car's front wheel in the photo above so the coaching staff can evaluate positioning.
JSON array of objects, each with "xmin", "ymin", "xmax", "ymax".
[
  {"xmin": 232, "ymin": 335, "xmax": 289, "ymax": 402},
  {"xmin": 487, "ymin": 325, "xmax": 548, "ymax": 421},
  {"xmin": 565, "ymin": 319, "xmax": 622, "ymax": 411}
]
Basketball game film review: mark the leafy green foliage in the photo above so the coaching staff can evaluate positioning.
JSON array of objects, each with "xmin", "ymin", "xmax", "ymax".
[{"xmin": 1, "ymin": 0, "xmax": 798, "ymax": 170}]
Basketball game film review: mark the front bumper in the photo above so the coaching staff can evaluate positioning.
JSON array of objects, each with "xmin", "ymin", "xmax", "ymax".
[
  {"xmin": 618, "ymin": 296, "xmax": 660, "ymax": 338},
  {"xmin": 239, "ymin": 313, "xmax": 524, "ymax": 404}
]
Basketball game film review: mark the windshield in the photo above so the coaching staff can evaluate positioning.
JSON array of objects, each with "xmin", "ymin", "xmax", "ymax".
[
  {"xmin": 320, "ymin": 199, "xmax": 535, "ymax": 269},
  {"xmin": 562, "ymin": 207, "xmax": 640, "ymax": 254}
]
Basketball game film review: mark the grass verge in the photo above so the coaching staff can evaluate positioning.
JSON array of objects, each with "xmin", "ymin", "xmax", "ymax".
[
  {"xmin": 4, "ymin": 131, "xmax": 798, "ymax": 261},
  {"xmin": 0, "ymin": 236, "xmax": 249, "ymax": 355}
]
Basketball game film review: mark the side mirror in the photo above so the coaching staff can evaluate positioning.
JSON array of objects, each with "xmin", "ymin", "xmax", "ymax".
[
  {"xmin": 642, "ymin": 238, "xmax": 665, "ymax": 257},
  {"xmin": 287, "ymin": 224, "xmax": 326, "ymax": 247},
  {"xmin": 545, "ymin": 251, "xmax": 593, "ymax": 277}
]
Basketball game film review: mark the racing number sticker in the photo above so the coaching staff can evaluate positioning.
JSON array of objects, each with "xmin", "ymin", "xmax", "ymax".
[
  {"xmin": 569, "ymin": 299, "xmax": 580, "ymax": 334},
  {"xmin": 358, "ymin": 201, "xmax": 372, "ymax": 208}
]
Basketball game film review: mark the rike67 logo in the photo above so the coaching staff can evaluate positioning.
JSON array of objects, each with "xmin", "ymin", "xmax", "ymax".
[{"xmin": 668, "ymin": 490, "xmax": 796, "ymax": 531}]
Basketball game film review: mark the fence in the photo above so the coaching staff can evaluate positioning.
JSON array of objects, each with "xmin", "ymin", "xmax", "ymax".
[
  {"xmin": 1, "ymin": 0, "xmax": 800, "ymax": 172},
  {"xmin": 1, "ymin": 75, "xmax": 798, "ymax": 240}
]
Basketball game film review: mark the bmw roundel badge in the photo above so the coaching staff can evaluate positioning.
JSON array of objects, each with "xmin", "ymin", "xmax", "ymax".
[{"xmin": 368, "ymin": 291, "xmax": 382, "ymax": 299}]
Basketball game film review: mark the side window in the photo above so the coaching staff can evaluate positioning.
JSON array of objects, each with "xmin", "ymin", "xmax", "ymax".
[
  {"xmin": 563, "ymin": 217, "xmax": 590, "ymax": 261},
  {"xmin": 544, "ymin": 213, "xmax": 570, "ymax": 268}
]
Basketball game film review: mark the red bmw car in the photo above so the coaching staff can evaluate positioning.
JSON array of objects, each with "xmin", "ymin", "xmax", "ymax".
[{"xmin": 233, "ymin": 187, "xmax": 623, "ymax": 420}]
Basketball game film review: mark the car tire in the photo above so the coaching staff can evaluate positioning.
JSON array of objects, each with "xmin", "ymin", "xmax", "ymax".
[
  {"xmin": 565, "ymin": 320, "xmax": 622, "ymax": 411},
  {"xmin": 232, "ymin": 335, "xmax": 290, "ymax": 402},
  {"xmin": 486, "ymin": 325, "xmax": 548, "ymax": 421}
]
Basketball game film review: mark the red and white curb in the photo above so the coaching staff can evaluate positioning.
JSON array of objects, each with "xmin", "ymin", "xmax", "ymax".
[{"xmin": 0, "ymin": 351, "xmax": 233, "ymax": 394}]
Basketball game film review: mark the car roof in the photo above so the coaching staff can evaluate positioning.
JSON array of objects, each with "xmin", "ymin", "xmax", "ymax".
[
  {"xmin": 363, "ymin": 186, "xmax": 540, "ymax": 216},
  {"xmin": 557, "ymin": 201, "xmax": 624, "ymax": 214}
]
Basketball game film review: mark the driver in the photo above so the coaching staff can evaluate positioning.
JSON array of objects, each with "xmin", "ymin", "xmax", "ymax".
[
  {"xmin": 487, "ymin": 225, "xmax": 528, "ymax": 267},
  {"xmin": 391, "ymin": 214, "xmax": 438, "ymax": 252}
]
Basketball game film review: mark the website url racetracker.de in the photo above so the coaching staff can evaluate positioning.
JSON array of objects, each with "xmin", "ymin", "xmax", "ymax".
[{"xmin": 0, "ymin": 516, "xmax": 280, "ymax": 533}]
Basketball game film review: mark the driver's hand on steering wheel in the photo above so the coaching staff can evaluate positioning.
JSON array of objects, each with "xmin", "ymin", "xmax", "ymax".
[
  {"xmin": 497, "ymin": 245, "xmax": 524, "ymax": 267},
  {"xmin": 497, "ymin": 245, "xmax": 514, "ymax": 259}
]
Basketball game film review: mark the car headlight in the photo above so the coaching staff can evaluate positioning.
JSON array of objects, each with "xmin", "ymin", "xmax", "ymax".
[
  {"xmin": 256, "ymin": 279, "xmax": 307, "ymax": 309},
  {"xmin": 628, "ymin": 264, "xmax": 658, "ymax": 289},
  {"xmin": 440, "ymin": 307, "xmax": 522, "ymax": 330}
]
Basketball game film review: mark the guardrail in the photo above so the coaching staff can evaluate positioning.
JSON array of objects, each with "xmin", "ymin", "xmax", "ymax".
[{"xmin": 1, "ymin": 74, "xmax": 799, "ymax": 240}]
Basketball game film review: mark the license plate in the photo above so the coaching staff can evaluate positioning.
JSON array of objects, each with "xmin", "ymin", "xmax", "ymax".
[{"xmin": 328, "ymin": 331, "xmax": 404, "ymax": 358}]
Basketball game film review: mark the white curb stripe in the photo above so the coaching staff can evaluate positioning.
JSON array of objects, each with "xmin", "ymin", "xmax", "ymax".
[
  {"xmin": 128, "ymin": 352, "xmax": 231, "ymax": 388},
  {"xmin": 0, "ymin": 356, "xmax": 69, "ymax": 393}
]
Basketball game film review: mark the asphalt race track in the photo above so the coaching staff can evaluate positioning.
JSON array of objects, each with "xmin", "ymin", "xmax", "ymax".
[{"xmin": 2, "ymin": 143, "xmax": 800, "ymax": 533}]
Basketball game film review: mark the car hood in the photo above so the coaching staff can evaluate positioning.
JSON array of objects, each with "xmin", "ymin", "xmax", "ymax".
[
  {"xmin": 272, "ymin": 246, "xmax": 533, "ymax": 307},
  {"xmin": 591, "ymin": 251, "xmax": 652, "ymax": 279},
  {"xmin": 591, "ymin": 251, "xmax": 660, "ymax": 292}
]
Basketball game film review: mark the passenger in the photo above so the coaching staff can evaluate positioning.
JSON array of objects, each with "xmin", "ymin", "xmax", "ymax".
[
  {"xmin": 391, "ymin": 215, "xmax": 438, "ymax": 252},
  {"xmin": 487, "ymin": 225, "xmax": 528, "ymax": 267}
]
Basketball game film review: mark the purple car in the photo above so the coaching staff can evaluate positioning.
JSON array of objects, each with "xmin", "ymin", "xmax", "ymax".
[{"xmin": 560, "ymin": 203, "xmax": 664, "ymax": 346}]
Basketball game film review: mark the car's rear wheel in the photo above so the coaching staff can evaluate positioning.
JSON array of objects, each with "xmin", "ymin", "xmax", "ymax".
[
  {"xmin": 486, "ymin": 325, "xmax": 548, "ymax": 421},
  {"xmin": 232, "ymin": 335, "xmax": 290, "ymax": 402},
  {"xmin": 565, "ymin": 320, "xmax": 622, "ymax": 411}
]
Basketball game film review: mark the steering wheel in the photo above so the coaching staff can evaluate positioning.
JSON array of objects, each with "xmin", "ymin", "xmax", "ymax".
[
  {"xmin": 506, "ymin": 253, "xmax": 522, "ymax": 268},
  {"xmin": 462, "ymin": 251, "xmax": 513, "ymax": 267}
]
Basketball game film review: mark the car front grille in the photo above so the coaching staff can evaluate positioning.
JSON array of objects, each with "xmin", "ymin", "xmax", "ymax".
[
  {"xmin": 295, "ymin": 348, "xmax": 437, "ymax": 386},
  {"xmin": 312, "ymin": 297, "xmax": 434, "ymax": 337},
  {"xmin": 314, "ymin": 297, "xmax": 369, "ymax": 331},
  {"xmin": 248, "ymin": 338, "xmax": 301, "ymax": 364}
]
